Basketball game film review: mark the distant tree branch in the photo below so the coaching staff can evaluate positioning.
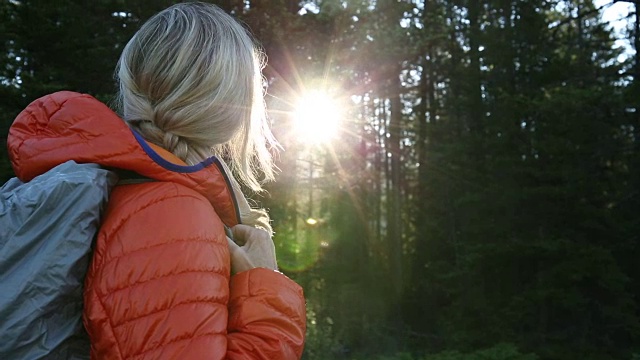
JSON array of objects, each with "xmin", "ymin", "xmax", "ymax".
[{"xmin": 549, "ymin": 1, "xmax": 628, "ymax": 39}]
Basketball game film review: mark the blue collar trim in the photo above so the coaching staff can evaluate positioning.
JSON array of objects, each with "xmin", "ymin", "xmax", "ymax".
[
  {"xmin": 130, "ymin": 129, "xmax": 242, "ymax": 224},
  {"xmin": 131, "ymin": 130, "xmax": 214, "ymax": 173}
]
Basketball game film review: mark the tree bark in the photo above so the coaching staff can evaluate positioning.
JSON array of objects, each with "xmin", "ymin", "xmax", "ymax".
[
  {"xmin": 387, "ymin": 65, "xmax": 403, "ymax": 303},
  {"xmin": 468, "ymin": 0, "xmax": 484, "ymax": 134}
]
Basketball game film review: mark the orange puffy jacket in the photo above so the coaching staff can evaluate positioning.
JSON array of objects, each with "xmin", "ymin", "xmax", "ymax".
[{"xmin": 8, "ymin": 91, "xmax": 306, "ymax": 360}]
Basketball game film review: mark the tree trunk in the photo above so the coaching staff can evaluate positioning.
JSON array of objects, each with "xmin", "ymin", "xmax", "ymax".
[
  {"xmin": 468, "ymin": 0, "xmax": 484, "ymax": 134},
  {"xmin": 387, "ymin": 65, "xmax": 403, "ymax": 304}
]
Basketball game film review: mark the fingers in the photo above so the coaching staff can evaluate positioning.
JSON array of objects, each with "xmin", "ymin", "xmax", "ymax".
[
  {"xmin": 230, "ymin": 224, "xmax": 251, "ymax": 245},
  {"xmin": 227, "ymin": 236, "xmax": 241, "ymax": 252},
  {"xmin": 227, "ymin": 237, "xmax": 254, "ymax": 275},
  {"xmin": 231, "ymin": 224, "xmax": 269, "ymax": 246},
  {"xmin": 228, "ymin": 226, "xmax": 278, "ymax": 272}
]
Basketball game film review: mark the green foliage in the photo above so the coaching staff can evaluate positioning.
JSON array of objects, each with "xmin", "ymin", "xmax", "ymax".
[
  {"xmin": 421, "ymin": 344, "xmax": 538, "ymax": 360},
  {"xmin": 375, "ymin": 352, "xmax": 416, "ymax": 360},
  {"xmin": 335, "ymin": 343, "xmax": 537, "ymax": 360}
]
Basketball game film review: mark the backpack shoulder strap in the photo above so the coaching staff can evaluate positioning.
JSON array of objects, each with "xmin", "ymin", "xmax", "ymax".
[{"xmin": 113, "ymin": 169, "xmax": 156, "ymax": 185}]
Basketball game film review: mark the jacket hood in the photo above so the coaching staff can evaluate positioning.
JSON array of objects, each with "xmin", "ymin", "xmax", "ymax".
[{"xmin": 7, "ymin": 91, "xmax": 240, "ymax": 227}]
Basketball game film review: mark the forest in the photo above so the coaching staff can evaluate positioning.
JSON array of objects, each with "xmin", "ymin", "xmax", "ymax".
[{"xmin": 1, "ymin": 0, "xmax": 640, "ymax": 359}]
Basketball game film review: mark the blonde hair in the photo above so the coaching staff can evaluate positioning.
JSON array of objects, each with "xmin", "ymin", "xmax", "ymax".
[{"xmin": 116, "ymin": 2, "xmax": 277, "ymax": 232}]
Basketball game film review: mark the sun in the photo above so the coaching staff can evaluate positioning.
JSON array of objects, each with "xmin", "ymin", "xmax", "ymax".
[{"xmin": 292, "ymin": 90, "xmax": 342, "ymax": 144}]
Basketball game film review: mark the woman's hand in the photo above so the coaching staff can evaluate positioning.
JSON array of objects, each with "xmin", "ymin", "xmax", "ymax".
[{"xmin": 227, "ymin": 224, "xmax": 277, "ymax": 275}]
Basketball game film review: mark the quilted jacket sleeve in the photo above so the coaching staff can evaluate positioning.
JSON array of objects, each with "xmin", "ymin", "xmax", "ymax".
[
  {"xmin": 83, "ymin": 182, "xmax": 306, "ymax": 360},
  {"xmin": 227, "ymin": 268, "xmax": 306, "ymax": 359}
]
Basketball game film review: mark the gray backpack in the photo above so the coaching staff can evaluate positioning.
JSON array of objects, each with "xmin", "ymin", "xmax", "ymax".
[{"xmin": 0, "ymin": 161, "xmax": 116, "ymax": 360}]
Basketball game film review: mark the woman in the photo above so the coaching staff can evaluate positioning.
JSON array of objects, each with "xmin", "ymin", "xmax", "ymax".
[{"xmin": 7, "ymin": 2, "xmax": 306, "ymax": 359}]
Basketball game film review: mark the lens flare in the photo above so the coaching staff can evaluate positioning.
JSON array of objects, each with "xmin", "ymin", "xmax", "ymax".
[{"xmin": 293, "ymin": 91, "xmax": 342, "ymax": 144}]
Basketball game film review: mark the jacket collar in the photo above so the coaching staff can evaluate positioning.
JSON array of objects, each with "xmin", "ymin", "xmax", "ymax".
[{"xmin": 8, "ymin": 91, "xmax": 240, "ymax": 227}]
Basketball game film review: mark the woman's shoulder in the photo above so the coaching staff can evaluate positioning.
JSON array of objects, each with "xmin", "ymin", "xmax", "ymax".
[
  {"xmin": 106, "ymin": 181, "xmax": 223, "ymax": 232},
  {"xmin": 89, "ymin": 181, "xmax": 229, "ymax": 291},
  {"xmin": 94, "ymin": 181, "xmax": 226, "ymax": 263},
  {"xmin": 84, "ymin": 182, "xmax": 232, "ymax": 360}
]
